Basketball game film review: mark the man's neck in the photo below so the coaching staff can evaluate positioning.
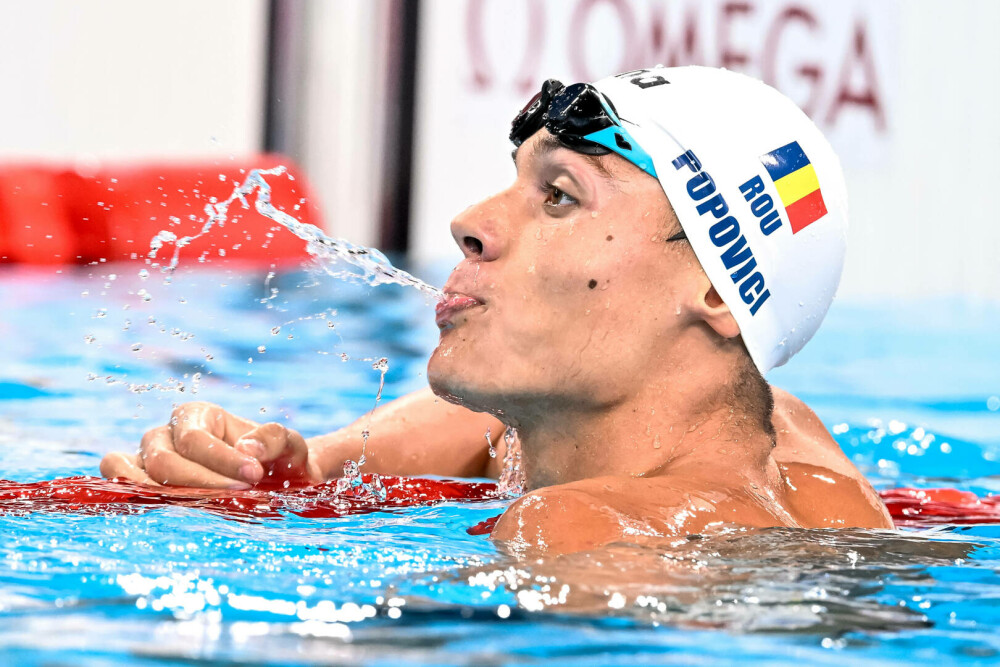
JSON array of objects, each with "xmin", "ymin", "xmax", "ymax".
[{"xmin": 511, "ymin": 373, "xmax": 775, "ymax": 491}]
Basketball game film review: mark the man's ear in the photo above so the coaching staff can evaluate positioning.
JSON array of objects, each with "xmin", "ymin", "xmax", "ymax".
[{"xmin": 690, "ymin": 279, "xmax": 741, "ymax": 339}]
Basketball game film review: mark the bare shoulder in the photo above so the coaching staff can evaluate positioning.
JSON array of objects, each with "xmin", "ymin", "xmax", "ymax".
[
  {"xmin": 490, "ymin": 483, "xmax": 629, "ymax": 554},
  {"xmin": 489, "ymin": 477, "xmax": 782, "ymax": 554},
  {"xmin": 771, "ymin": 386, "xmax": 852, "ymax": 470},
  {"xmin": 770, "ymin": 386, "xmax": 894, "ymax": 529},
  {"xmin": 771, "ymin": 387, "xmax": 832, "ymax": 443},
  {"xmin": 490, "ymin": 477, "xmax": 712, "ymax": 554}
]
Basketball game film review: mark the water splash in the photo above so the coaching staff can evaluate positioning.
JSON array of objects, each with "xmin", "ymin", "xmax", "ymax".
[
  {"xmin": 87, "ymin": 372, "xmax": 201, "ymax": 395},
  {"xmin": 335, "ymin": 459, "xmax": 386, "ymax": 502},
  {"xmin": 148, "ymin": 166, "xmax": 442, "ymax": 298},
  {"xmin": 336, "ymin": 357, "xmax": 390, "ymax": 501},
  {"xmin": 143, "ymin": 167, "xmax": 435, "ymax": 497},
  {"xmin": 497, "ymin": 427, "xmax": 524, "ymax": 497}
]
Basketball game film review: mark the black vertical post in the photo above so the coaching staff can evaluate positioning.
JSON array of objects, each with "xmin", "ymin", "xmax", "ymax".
[
  {"xmin": 378, "ymin": 0, "xmax": 421, "ymax": 254},
  {"xmin": 263, "ymin": 0, "xmax": 305, "ymax": 154}
]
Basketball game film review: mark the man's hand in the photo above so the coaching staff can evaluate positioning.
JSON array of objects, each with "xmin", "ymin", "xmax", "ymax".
[{"xmin": 100, "ymin": 402, "xmax": 322, "ymax": 489}]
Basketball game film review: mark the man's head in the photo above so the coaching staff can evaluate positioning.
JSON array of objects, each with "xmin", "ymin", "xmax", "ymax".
[{"xmin": 428, "ymin": 66, "xmax": 847, "ymax": 424}]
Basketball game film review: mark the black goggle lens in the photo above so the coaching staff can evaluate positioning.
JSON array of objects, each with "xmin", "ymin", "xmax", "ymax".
[
  {"xmin": 510, "ymin": 80, "xmax": 616, "ymax": 156},
  {"xmin": 548, "ymin": 84, "xmax": 613, "ymax": 135},
  {"xmin": 510, "ymin": 79, "xmax": 564, "ymax": 147}
]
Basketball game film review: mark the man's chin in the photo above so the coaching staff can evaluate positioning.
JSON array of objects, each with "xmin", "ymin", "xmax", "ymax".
[
  {"xmin": 427, "ymin": 349, "xmax": 499, "ymax": 415},
  {"xmin": 427, "ymin": 349, "xmax": 468, "ymax": 406}
]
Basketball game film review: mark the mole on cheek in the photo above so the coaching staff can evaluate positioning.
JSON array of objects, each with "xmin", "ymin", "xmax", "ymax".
[
  {"xmin": 606, "ymin": 235, "xmax": 614, "ymax": 241},
  {"xmin": 588, "ymin": 279, "xmax": 598, "ymax": 289}
]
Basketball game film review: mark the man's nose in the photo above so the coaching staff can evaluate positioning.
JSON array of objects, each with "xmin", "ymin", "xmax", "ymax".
[{"xmin": 449, "ymin": 198, "xmax": 506, "ymax": 262}]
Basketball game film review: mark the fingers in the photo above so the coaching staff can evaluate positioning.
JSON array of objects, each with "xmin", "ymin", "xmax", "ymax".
[
  {"xmin": 173, "ymin": 426, "xmax": 264, "ymax": 484},
  {"xmin": 169, "ymin": 402, "xmax": 229, "ymax": 440},
  {"xmin": 114, "ymin": 403, "xmax": 315, "ymax": 490},
  {"xmin": 141, "ymin": 426, "xmax": 252, "ymax": 489},
  {"xmin": 235, "ymin": 422, "xmax": 311, "ymax": 481},
  {"xmin": 167, "ymin": 403, "xmax": 264, "ymax": 485},
  {"xmin": 100, "ymin": 452, "xmax": 159, "ymax": 486},
  {"xmin": 234, "ymin": 423, "xmax": 306, "ymax": 464}
]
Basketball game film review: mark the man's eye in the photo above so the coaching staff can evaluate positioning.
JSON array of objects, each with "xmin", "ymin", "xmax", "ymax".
[{"xmin": 542, "ymin": 183, "xmax": 578, "ymax": 207}]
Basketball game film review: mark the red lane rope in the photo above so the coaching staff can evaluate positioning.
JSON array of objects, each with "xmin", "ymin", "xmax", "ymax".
[
  {"xmin": 0, "ymin": 476, "xmax": 496, "ymax": 522},
  {"xmin": 879, "ymin": 487, "xmax": 1000, "ymax": 527},
  {"xmin": 0, "ymin": 156, "xmax": 318, "ymax": 266},
  {"xmin": 0, "ymin": 478, "xmax": 995, "ymax": 533}
]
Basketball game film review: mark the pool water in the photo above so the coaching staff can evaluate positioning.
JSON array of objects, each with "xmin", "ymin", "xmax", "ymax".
[{"xmin": 2, "ymin": 261, "xmax": 1000, "ymax": 665}]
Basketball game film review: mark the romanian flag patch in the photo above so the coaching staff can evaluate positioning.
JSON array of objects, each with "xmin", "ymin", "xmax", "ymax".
[{"xmin": 760, "ymin": 141, "xmax": 827, "ymax": 234}]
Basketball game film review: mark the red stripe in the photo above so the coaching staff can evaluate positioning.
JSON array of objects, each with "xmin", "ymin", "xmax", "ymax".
[{"xmin": 784, "ymin": 188, "xmax": 827, "ymax": 233}]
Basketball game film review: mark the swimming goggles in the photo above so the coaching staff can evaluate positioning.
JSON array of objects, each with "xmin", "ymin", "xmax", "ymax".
[
  {"xmin": 509, "ymin": 79, "xmax": 659, "ymax": 179},
  {"xmin": 510, "ymin": 80, "xmax": 685, "ymax": 241}
]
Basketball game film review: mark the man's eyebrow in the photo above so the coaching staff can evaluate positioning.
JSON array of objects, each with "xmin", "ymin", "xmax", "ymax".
[{"xmin": 511, "ymin": 135, "xmax": 615, "ymax": 181}]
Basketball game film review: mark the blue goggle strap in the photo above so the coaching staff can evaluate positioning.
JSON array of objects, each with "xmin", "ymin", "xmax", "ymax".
[{"xmin": 581, "ymin": 95, "xmax": 658, "ymax": 179}]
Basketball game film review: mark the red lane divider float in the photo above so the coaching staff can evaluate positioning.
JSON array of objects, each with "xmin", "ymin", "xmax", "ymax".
[
  {"xmin": 0, "ymin": 155, "xmax": 319, "ymax": 266},
  {"xmin": 880, "ymin": 487, "xmax": 1000, "ymax": 527},
  {"xmin": 0, "ymin": 478, "xmax": 996, "ymax": 533},
  {"xmin": 0, "ymin": 475, "xmax": 497, "ymax": 522}
]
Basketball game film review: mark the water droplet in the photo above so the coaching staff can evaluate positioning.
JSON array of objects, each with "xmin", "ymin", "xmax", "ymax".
[
  {"xmin": 130, "ymin": 343, "xmax": 143, "ymax": 352},
  {"xmin": 257, "ymin": 345, "xmax": 266, "ymax": 354},
  {"xmin": 485, "ymin": 427, "xmax": 496, "ymax": 458},
  {"xmin": 138, "ymin": 269, "xmax": 149, "ymax": 280}
]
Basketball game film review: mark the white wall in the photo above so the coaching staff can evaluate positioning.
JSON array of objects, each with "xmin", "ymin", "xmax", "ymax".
[
  {"xmin": 0, "ymin": 0, "xmax": 399, "ymax": 248},
  {"xmin": 0, "ymin": 0, "xmax": 267, "ymax": 161},
  {"xmin": 409, "ymin": 0, "xmax": 1000, "ymax": 300},
  {"xmin": 294, "ymin": 0, "xmax": 393, "ymax": 248},
  {"xmin": 846, "ymin": 0, "xmax": 1000, "ymax": 300}
]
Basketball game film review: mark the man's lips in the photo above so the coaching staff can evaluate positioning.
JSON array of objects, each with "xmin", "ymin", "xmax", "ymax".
[{"xmin": 435, "ymin": 293, "xmax": 484, "ymax": 328}]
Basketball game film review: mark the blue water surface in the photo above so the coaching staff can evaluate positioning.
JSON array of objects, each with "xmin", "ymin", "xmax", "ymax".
[{"xmin": 1, "ymin": 260, "xmax": 999, "ymax": 666}]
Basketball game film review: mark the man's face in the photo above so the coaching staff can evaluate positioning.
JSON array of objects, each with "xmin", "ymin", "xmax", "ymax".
[{"xmin": 428, "ymin": 129, "xmax": 705, "ymax": 420}]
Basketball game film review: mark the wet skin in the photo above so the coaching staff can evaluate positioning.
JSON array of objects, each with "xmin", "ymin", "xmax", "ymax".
[
  {"xmin": 101, "ymin": 129, "xmax": 892, "ymax": 555},
  {"xmin": 487, "ymin": 388, "xmax": 892, "ymax": 554}
]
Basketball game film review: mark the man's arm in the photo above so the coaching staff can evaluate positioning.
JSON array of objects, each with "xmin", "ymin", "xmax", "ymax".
[
  {"xmin": 101, "ymin": 387, "xmax": 506, "ymax": 488},
  {"xmin": 306, "ymin": 387, "xmax": 505, "ymax": 479}
]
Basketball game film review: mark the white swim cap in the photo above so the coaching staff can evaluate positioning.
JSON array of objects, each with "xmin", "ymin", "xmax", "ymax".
[{"xmin": 592, "ymin": 66, "xmax": 848, "ymax": 373}]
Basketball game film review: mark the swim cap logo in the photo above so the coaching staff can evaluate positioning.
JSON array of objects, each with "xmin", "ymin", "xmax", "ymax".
[
  {"xmin": 759, "ymin": 141, "xmax": 828, "ymax": 234},
  {"xmin": 672, "ymin": 150, "xmax": 771, "ymax": 317}
]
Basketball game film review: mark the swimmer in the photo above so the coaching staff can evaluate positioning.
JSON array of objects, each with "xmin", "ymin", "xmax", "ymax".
[{"xmin": 102, "ymin": 66, "xmax": 893, "ymax": 554}]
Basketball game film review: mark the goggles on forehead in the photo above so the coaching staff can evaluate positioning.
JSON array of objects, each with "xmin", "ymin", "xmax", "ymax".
[{"xmin": 509, "ymin": 80, "xmax": 658, "ymax": 179}]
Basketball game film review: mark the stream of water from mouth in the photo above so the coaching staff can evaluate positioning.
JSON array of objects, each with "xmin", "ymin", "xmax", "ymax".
[
  {"xmin": 149, "ymin": 166, "xmax": 442, "ymax": 297},
  {"xmin": 144, "ymin": 167, "xmax": 526, "ymax": 498}
]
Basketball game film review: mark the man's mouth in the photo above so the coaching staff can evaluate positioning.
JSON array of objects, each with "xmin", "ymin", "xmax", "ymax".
[{"xmin": 435, "ymin": 293, "xmax": 484, "ymax": 329}]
